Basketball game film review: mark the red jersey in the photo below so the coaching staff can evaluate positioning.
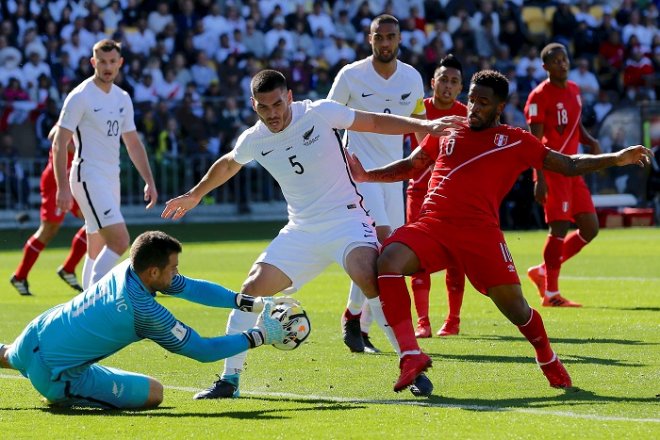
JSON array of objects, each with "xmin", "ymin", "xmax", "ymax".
[
  {"xmin": 407, "ymin": 99, "xmax": 468, "ymax": 193},
  {"xmin": 419, "ymin": 125, "xmax": 549, "ymax": 227},
  {"xmin": 524, "ymin": 79, "xmax": 582, "ymax": 155}
]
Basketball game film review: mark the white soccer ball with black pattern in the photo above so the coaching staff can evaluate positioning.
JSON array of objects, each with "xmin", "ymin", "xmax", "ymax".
[{"xmin": 270, "ymin": 303, "xmax": 311, "ymax": 350}]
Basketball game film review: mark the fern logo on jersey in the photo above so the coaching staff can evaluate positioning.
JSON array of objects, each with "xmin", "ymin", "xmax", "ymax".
[
  {"xmin": 400, "ymin": 91, "xmax": 411, "ymax": 104},
  {"xmin": 494, "ymin": 134, "xmax": 509, "ymax": 147},
  {"xmin": 302, "ymin": 125, "xmax": 319, "ymax": 146}
]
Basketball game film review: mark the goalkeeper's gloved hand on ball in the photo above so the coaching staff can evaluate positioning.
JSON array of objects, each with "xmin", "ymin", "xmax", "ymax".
[
  {"xmin": 236, "ymin": 293, "xmax": 299, "ymax": 313},
  {"xmin": 243, "ymin": 299, "xmax": 289, "ymax": 348}
]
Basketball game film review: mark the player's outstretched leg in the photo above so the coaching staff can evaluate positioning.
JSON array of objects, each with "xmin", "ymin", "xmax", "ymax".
[{"xmin": 9, "ymin": 276, "xmax": 32, "ymax": 296}]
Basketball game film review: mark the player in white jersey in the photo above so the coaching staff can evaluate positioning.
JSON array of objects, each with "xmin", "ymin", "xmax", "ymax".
[
  {"xmin": 161, "ymin": 70, "xmax": 461, "ymax": 399},
  {"xmin": 327, "ymin": 14, "xmax": 426, "ymax": 354},
  {"xmin": 53, "ymin": 39, "xmax": 158, "ymax": 289}
]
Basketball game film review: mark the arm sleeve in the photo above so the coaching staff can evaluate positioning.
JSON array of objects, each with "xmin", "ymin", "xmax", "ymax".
[
  {"xmin": 57, "ymin": 92, "xmax": 85, "ymax": 132},
  {"xmin": 160, "ymin": 274, "xmax": 239, "ymax": 309},
  {"xmin": 524, "ymin": 89, "xmax": 546, "ymax": 125},
  {"xmin": 131, "ymin": 289, "xmax": 250, "ymax": 362},
  {"xmin": 314, "ymin": 99, "xmax": 356, "ymax": 129},
  {"xmin": 522, "ymin": 131, "xmax": 550, "ymax": 169},
  {"xmin": 121, "ymin": 94, "xmax": 137, "ymax": 133},
  {"xmin": 232, "ymin": 129, "xmax": 253, "ymax": 165},
  {"xmin": 420, "ymin": 134, "xmax": 440, "ymax": 158},
  {"xmin": 326, "ymin": 67, "xmax": 350, "ymax": 104}
]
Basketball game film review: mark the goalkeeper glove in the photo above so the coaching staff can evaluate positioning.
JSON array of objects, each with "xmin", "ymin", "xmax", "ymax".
[
  {"xmin": 236, "ymin": 293, "xmax": 299, "ymax": 313},
  {"xmin": 243, "ymin": 299, "xmax": 288, "ymax": 348}
]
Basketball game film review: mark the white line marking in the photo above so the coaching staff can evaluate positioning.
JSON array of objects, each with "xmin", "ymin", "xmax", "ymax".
[
  {"xmin": 560, "ymin": 276, "xmax": 660, "ymax": 282},
  {"xmin": 3, "ymin": 371, "xmax": 659, "ymax": 424}
]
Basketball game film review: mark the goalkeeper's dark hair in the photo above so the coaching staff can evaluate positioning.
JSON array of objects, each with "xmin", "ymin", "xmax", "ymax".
[
  {"xmin": 251, "ymin": 69, "xmax": 288, "ymax": 96},
  {"xmin": 540, "ymin": 43, "xmax": 567, "ymax": 64},
  {"xmin": 130, "ymin": 231, "xmax": 182, "ymax": 272},
  {"xmin": 434, "ymin": 54, "xmax": 463, "ymax": 78},
  {"xmin": 471, "ymin": 70, "xmax": 509, "ymax": 103}
]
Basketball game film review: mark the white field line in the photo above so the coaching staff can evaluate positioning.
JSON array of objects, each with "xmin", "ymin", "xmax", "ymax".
[
  {"xmin": 560, "ymin": 275, "xmax": 660, "ymax": 282},
  {"xmin": 3, "ymin": 374, "xmax": 655, "ymax": 424}
]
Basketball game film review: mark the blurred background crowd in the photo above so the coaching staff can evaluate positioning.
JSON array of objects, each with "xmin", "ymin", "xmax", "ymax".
[{"xmin": 0, "ymin": 0, "xmax": 658, "ymax": 225}]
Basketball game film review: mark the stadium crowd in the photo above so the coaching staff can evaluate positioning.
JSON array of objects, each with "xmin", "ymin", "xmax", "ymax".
[{"xmin": 0, "ymin": 0, "xmax": 658, "ymax": 220}]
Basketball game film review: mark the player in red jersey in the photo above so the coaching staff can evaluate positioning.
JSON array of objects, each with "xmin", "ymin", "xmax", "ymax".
[
  {"xmin": 10, "ymin": 128, "xmax": 86, "ymax": 296},
  {"xmin": 347, "ymin": 70, "xmax": 651, "ymax": 392},
  {"xmin": 405, "ymin": 55, "xmax": 468, "ymax": 338},
  {"xmin": 524, "ymin": 43, "xmax": 602, "ymax": 307}
]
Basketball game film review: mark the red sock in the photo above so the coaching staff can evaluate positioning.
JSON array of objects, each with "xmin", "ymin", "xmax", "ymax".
[
  {"xmin": 543, "ymin": 235, "xmax": 564, "ymax": 292},
  {"xmin": 61, "ymin": 226, "xmax": 87, "ymax": 273},
  {"xmin": 411, "ymin": 272, "xmax": 430, "ymax": 323},
  {"xmin": 561, "ymin": 230, "xmax": 589, "ymax": 263},
  {"xmin": 377, "ymin": 273, "xmax": 419, "ymax": 353},
  {"xmin": 445, "ymin": 266, "xmax": 465, "ymax": 322},
  {"xmin": 517, "ymin": 308, "xmax": 554, "ymax": 364},
  {"xmin": 14, "ymin": 236, "xmax": 46, "ymax": 280}
]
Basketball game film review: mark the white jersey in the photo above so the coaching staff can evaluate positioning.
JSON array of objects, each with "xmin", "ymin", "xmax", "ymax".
[
  {"xmin": 57, "ymin": 77, "xmax": 136, "ymax": 182},
  {"xmin": 233, "ymin": 99, "xmax": 367, "ymax": 227},
  {"xmin": 327, "ymin": 57, "xmax": 426, "ymax": 169}
]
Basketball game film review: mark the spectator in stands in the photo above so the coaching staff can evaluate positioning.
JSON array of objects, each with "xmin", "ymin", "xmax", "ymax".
[
  {"xmin": 568, "ymin": 58, "xmax": 600, "ymax": 105},
  {"xmin": 242, "ymin": 18, "xmax": 267, "ymax": 59},
  {"xmin": 323, "ymin": 33, "xmax": 356, "ymax": 69},
  {"xmin": 308, "ymin": 1, "xmax": 336, "ymax": 38},
  {"xmin": 101, "ymin": 1, "xmax": 122, "ymax": 32},
  {"xmin": 474, "ymin": 16, "xmax": 501, "ymax": 59},
  {"xmin": 574, "ymin": 0, "xmax": 599, "ymax": 29},
  {"xmin": 499, "ymin": 17, "xmax": 526, "ymax": 58},
  {"xmin": 623, "ymin": 45, "xmax": 655, "ymax": 101},
  {"xmin": 134, "ymin": 73, "xmax": 159, "ymax": 110},
  {"xmin": 471, "ymin": 0, "xmax": 500, "ymax": 38},
  {"xmin": 190, "ymin": 50, "xmax": 218, "ymax": 94},
  {"xmin": 0, "ymin": 134, "xmax": 29, "ymax": 208},
  {"xmin": 61, "ymin": 31, "xmax": 88, "ymax": 70},
  {"xmin": 22, "ymin": 50, "xmax": 51, "ymax": 92},
  {"xmin": 502, "ymin": 91, "xmax": 527, "ymax": 129},
  {"xmin": 622, "ymin": 9, "xmax": 653, "ymax": 53},
  {"xmin": 148, "ymin": 3, "xmax": 174, "ymax": 35},
  {"xmin": 516, "ymin": 46, "xmax": 545, "ymax": 82},
  {"xmin": 551, "ymin": 0, "xmax": 578, "ymax": 47},
  {"xmin": 125, "ymin": 18, "xmax": 157, "ymax": 58},
  {"xmin": 573, "ymin": 20, "xmax": 600, "ymax": 62},
  {"xmin": 592, "ymin": 90, "xmax": 613, "ymax": 124},
  {"xmin": 265, "ymin": 16, "xmax": 293, "ymax": 57}
]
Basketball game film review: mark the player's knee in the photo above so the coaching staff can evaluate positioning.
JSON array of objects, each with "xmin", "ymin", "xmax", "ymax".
[
  {"xmin": 580, "ymin": 226, "xmax": 598, "ymax": 242},
  {"xmin": 376, "ymin": 247, "xmax": 402, "ymax": 275},
  {"xmin": 143, "ymin": 379, "xmax": 163, "ymax": 408}
]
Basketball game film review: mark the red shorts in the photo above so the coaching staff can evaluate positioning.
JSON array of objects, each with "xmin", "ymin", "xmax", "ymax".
[
  {"xmin": 405, "ymin": 190, "xmax": 425, "ymax": 223},
  {"xmin": 543, "ymin": 172, "xmax": 595, "ymax": 223},
  {"xmin": 40, "ymin": 166, "xmax": 81, "ymax": 223},
  {"xmin": 383, "ymin": 217, "xmax": 521, "ymax": 294}
]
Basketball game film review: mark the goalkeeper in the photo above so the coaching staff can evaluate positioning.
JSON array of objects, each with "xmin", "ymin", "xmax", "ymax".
[{"xmin": 0, "ymin": 230, "xmax": 294, "ymax": 409}]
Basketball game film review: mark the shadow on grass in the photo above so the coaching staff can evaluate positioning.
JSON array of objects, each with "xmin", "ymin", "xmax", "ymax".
[
  {"xmin": 422, "ymin": 351, "xmax": 646, "ymax": 368},
  {"xmin": 423, "ymin": 387, "xmax": 660, "ymax": 411},
  {"xmin": 32, "ymin": 401, "xmax": 365, "ymax": 419},
  {"xmin": 458, "ymin": 334, "xmax": 657, "ymax": 346},
  {"xmin": 587, "ymin": 306, "xmax": 660, "ymax": 312}
]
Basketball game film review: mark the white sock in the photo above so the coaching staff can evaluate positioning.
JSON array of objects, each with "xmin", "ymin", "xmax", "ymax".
[
  {"xmin": 346, "ymin": 282, "xmax": 366, "ymax": 315},
  {"xmin": 82, "ymin": 255, "xmax": 95, "ymax": 289},
  {"xmin": 367, "ymin": 297, "xmax": 400, "ymax": 356},
  {"xmin": 91, "ymin": 247, "xmax": 121, "ymax": 285},
  {"xmin": 360, "ymin": 301, "xmax": 373, "ymax": 333},
  {"xmin": 222, "ymin": 309, "xmax": 258, "ymax": 376}
]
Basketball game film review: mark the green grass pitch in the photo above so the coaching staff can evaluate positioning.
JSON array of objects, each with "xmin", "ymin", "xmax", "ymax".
[{"xmin": 0, "ymin": 223, "xmax": 658, "ymax": 439}]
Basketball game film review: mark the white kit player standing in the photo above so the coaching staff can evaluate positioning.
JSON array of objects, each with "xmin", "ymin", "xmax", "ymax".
[
  {"xmin": 161, "ymin": 69, "xmax": 460, "ymax": 399},
  {"xmin": 327, "ymin": 14, "xmax": 426, "ymax": 353},
  {"xmin": 53, "ymin": 39, "xmax": 158, "ymax": 289}
]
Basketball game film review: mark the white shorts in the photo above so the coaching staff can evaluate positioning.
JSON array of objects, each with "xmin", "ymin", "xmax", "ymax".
[
  {"xmin": 356, "ymin": 181, "xmax": 405, "ymax": 228},
  {"xmin": 70, "ymin": 177, "xmax": 124, "ymax": 234},
  {"xmin": 257, "ymin": 215, "xmax": 378, "ymax": 292}
]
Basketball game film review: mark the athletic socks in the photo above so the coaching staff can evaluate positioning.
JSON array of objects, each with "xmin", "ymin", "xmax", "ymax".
[
  {"xmin": 377, "ymin": 273, "xmax": 419, "ymax": 355},
  {"xmin": 346, "ymin": 282, "xmax": 366, "ymax": 315},
  {"xmin": 14, "ymin": 236, "xmax": 46, "ymax": 280},
  {"xmin": 223, "ymin": 308, "xmax": 258, "ymax": 376},
  {"xmin": 366, "ymin": 296, "xmax": 400, "ymax": 355},
  {"xmin": 445, "ymin": 267, "xmax": 465, "ymax": 321},
  {"xmin": 359, "ymin": 301, "xmax": 373, "ymax": 334},
  {"xmin": 411, "ymin": 273, "xmax": 430, "ymax": 322},
  {"xmin": 82, "ymin": 255, "xmax": 95, "ymax": 289},
  {"xmin": 517, "ymin": 308, "xmax": 554, "ymax": 364},
  {"xmin": 543, "ymin": 234, "xmax": 564, "ymax": 293},
  {"xmin": 561, "ymin": 230, "xmax": 589, "ymax": 263},
  {"xmin": 90, "ymin": 247, "xmax": 121, "ymax": 285},
  {"xmin": 61, "ymin": 227, "xmax": 87, "ymax": 274}
]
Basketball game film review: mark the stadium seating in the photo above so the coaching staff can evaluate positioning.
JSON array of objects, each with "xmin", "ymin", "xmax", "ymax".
[{"xmin": 522, "ymin": 6, "xmax": 547, "ymax": 42}]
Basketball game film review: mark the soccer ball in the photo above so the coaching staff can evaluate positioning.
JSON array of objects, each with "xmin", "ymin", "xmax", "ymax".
[{"xmin": 270, "ymin": 303, "xmax": 311, "ymax": 350}]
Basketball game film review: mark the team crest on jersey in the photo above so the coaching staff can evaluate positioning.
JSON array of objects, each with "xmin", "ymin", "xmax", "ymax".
[
  {"xmin": 494, "ymin": 134, "xmax": 509, "ymax": 147},
  {"xmin": 400, "ymin": 91, "xmax": 412, "ymax": 104},
  {"xmin": 302, "ymin": 125, "xmax": 319, "ymax": 146}
]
